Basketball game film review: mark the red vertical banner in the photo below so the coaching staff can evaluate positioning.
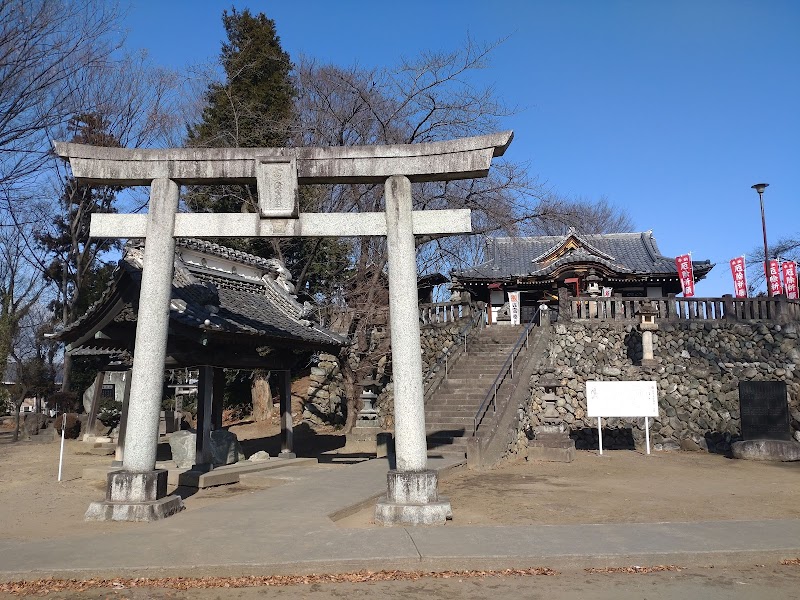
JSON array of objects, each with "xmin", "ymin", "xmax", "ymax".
[
  {"xmin": 767, "ymin": 259, "xmax": 783, "ymax": 296},
  {"xmin": 782, "ymin": 261, "xmax": 798, "ymax": 299},
  {"xmin": 675, "ymin": 254, "xmax": 695, "ymax": 297},
  {"xmin": 729, "ymin": 257, "xmax": 747, "ymax": 298}
]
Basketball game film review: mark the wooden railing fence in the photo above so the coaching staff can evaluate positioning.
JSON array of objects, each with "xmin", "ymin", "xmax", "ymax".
[{"xmin": 568, "ymin": 296, "xmax": 800, "ymax": 322}]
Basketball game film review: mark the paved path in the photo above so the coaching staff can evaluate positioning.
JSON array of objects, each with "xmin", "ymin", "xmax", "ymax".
[{"xmin": 2, "ymin": 456, "xmax": 800, "ymax": 580}]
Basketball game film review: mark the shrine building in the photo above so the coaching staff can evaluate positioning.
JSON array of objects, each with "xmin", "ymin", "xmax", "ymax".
[{"xmin": 451, "ymin": 228, "xmax": 714, "ymax": 323}]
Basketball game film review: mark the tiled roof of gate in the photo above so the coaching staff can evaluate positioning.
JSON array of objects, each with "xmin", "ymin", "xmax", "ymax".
[
  {"xmin": 57, "ymin": 240, "xmax": 345, "ymax": 350},
  {"xmin": 453, "ymin": 230, "xmax": 713, "ymax": 281}
]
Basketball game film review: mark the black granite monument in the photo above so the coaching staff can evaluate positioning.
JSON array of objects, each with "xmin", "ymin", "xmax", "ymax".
[
  {"xmin": 738, "ymin": 381, "xmax": 791, "ymax": 441},
  {"xmin": 732, "ymin": 380, "xmax": 800, "ymax": 461}
]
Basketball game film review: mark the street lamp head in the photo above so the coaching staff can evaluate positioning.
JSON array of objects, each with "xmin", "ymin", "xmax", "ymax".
[{"xmin": 751, "ymin": 183, "xmax": 769, "ymax": 194}]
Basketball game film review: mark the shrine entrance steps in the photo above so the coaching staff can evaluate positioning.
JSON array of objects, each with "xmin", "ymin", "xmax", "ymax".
[{"xmin": 425, "ymin": 325, "xmax": 527, "ymax": 458}]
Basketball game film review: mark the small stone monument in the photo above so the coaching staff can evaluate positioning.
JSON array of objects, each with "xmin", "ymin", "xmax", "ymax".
[
  {"xmin": 637, "ymin": 303, "xmax": 658, "ymax": 367},
  {"xmin": 732, "ymin": 381, "xmax": 800, "ymax": 461},
  {"xmin": 527, "ymin": 375, "xmax": 575, "ymax": 462},
  {"xmin": 342, "ymin": 382, "xmax": 382, "ymax": 454}
]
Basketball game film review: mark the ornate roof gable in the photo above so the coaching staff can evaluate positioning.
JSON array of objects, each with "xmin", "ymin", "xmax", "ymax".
[{"xmin": 531, "ymin": 227, "xmax": 616, "ymax": 265}]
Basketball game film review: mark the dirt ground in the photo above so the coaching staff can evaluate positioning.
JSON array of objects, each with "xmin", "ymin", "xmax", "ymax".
[
  {"xmin": 0, "ymin": 387, "xmax": 348, "ymax": 542},
  {"xmin": 3, "ymin": 410, "xmax": 800, "ymax": 540},
  {"xmin": 336, "ymin": 449, "xmax": 800, "ymax": 527}
]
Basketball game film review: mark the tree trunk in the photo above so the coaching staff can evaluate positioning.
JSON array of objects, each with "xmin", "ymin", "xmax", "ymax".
[
  {"xmin": 61, "ymin": 352, "xmax": 72, "ymax": 392},
  {"xmin": 251, "ymin": 370, "xmax": 273, "ymax": 422},
  {"xmin": 12, "ymin": 403, "xmax": 21, "ymax": 442},
  {"xmin": 340, "ymin": 353, "xmax": 363, "ymax": 434}
]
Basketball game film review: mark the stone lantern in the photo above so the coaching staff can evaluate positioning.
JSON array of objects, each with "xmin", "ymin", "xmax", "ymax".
[
  {"xmin": 585, "ymin": 268, "xmax": 601, "ymax": 297},
  {"xmin": 586, "ymin": 268, "xmax": 602, "ymax": 318},
  {"xmin": 526, "ymin": 374, "xmax": 575, "ymax": 462},
  {"xmin": 342, "ymin": 379, "xmax": 381, "ymax": 455},
  {"xmin": 637, "ymin": 303, "xmax": 659, "ymax": 367}
]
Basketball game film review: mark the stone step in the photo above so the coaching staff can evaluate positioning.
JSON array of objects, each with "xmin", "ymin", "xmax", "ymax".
[
  {"xmin": 425, "ymin": 410, "xmax": 477, "ymax": 419},
  {"xmin": 426, "ymin": 420, "xmax": 472, "ymax": 429},
  {"xmin": 447, "ymin": 362, "xmax": 503, "ymax": 378},
  {"xmin": 437, "ymin": 377, "xmax": 501, "ymax": 386},
  {"xmin": 427, "ymin": 438, "xmax": 469, "ymax": 451},
  {"xmin": 431, "ymin": 389, "xmax": 510, "ymax": 401},
  {"xmin": 425, "ymin": 399, "xmax": 486, "ymax": 408}
]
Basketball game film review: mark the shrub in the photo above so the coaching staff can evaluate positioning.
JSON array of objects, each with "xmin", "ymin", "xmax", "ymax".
[{"xmin": 54, "ymin": 413, "xmax": 82, "ymax": 439}]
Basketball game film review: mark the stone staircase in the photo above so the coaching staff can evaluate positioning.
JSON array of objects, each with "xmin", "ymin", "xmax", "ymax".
[{"xmin": 425, "ymin": 325, "xmax": 526, "ymax": 458}]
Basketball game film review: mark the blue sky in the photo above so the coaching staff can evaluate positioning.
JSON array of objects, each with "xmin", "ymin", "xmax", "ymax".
[{"xmin": 123, "ymin": 0, "xmax": 799, "ymax": 296}]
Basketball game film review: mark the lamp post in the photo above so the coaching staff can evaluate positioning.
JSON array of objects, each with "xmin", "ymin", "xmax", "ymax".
[{"xmin": 751, "ymin": 183, "xmax": 771, "ymax": 296}]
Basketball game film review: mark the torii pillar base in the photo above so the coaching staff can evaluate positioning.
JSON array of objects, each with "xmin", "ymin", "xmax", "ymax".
[
  {"xmin": 374, "ymin": 470, "xmax": 451, "ymax": 526},
  {"xmin": 85, "ymin": 470, "xmax": 183, "ymax": 522}
]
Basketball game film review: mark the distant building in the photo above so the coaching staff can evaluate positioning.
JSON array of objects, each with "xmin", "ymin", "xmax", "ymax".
[{"xmin": 451, "ymin": 229, "xmax": 714, "ymax": 323}]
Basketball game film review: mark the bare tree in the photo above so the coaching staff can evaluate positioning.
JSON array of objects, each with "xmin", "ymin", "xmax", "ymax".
[
  {"xmin": 746, "ymin": 235, "xmax": 800, "ymax": 295},
  {"xmin": 0, "ymin": 210, "xmax": 51, "ymax": 440},
  {"xmin": 0, "ymin": 0, "xmax": 123, "ymax": 189},
  {"xmin": 34, "ymin": 52, "xmax": 182, "ymax": 391},
  {"xmin": 7, "ymin": 301, "xmax": 55, "ymax": 441}
]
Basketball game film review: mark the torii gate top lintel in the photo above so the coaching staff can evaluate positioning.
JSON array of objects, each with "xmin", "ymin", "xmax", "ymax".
[{"xmin": 53, "ymin": 130, "xmax": 514, "ymax": 186}]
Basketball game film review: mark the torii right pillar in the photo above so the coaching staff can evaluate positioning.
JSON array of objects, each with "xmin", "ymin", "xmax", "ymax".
[{"xmin": 374, "ymin": 175, "xmax": 452, "ymax": 525}]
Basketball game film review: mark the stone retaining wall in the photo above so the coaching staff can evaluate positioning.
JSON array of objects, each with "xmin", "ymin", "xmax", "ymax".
[
  {"xmin": 515, "ymin": 321, "xmax": 800, "ymax": 454},
  {"xmin": 304, "ymin": 318, "xmax": 471, "ymax": 427}
]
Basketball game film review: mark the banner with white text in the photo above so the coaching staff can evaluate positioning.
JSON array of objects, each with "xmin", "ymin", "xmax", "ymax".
[
  {"xmin": 782, "ymin": 261, "xmax": 798, "ymax": 299},
  {"xmin": 729, "ymin": 256, "xmax": 747, "ymax": 298},
  {"xmin": 675, "ymin": 254, "xmax": 695, "ymax": 297},
  {"xmin": 507, "ymin": 291, "xmax": 521, "ymax": 325},
  {"xmin": 768, "ymin": 259, "xmax": 783, "ymax": 296}
]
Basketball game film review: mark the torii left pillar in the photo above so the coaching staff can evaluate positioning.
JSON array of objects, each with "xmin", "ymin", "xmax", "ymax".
[{"xmin": 85, "ymin": 178, "xmax": 184, "ymax": 521}]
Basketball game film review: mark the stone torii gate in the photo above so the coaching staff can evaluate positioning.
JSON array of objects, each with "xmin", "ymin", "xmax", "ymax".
[{"xmin": 55, "ymin": 131, "xmax": 513, "ymax": 525}]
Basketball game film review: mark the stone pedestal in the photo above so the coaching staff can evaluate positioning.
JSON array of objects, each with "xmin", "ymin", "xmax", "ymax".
[
  {"xmin": 731, "ymin": 439, "xmax": 800, "ymax": 461},
  {"xmin": 374, "ymin": 470, "xmax": 451, "ymax": 526},
  {"xmin": 528, "ymin": 381, "xmax": 575, "ymax": 463},
  {"xmin": 528, "ymin": 431, "xmax": 576, "ymax": 462},
  {"xmin": 343, "ymin": 423, "xmax": 381, "ymax": 454},
  {"xmin": 344, "ymin": 390, "xmax": 381, "ymax": 453},
  {"xmin": 85, "ymin": 470, "xmax": 183, "ymax": 522},
  {"xmin": 527, "ymin": 424, "xmax": 575, "ymax": 463}
]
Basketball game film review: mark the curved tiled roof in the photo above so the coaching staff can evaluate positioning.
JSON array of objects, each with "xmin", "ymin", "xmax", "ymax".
[
  {"xmin": 453, "ymin": 231, "xmax": 713, "ymax": 281},
  {"xmin": 529, "ymin": 247, "xmax": 633, "ymax": 277},
  {"xmin": 57, "ymin": 240, "xmax": 345, "ymax": 351}
]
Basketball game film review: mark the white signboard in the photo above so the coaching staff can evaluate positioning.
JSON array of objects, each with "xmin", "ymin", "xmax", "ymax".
[
  {"xmin": 586, "ymin": 381, "xmax": 658, "ymax": 417},
  {"xmin": 586, "ymin": 381, "xmax": 659, "ymax": 455}
]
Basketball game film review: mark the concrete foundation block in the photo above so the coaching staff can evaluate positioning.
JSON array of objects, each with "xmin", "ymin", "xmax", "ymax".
[
  {"xmin": 386, "ymin": 469, "xmax": 439, "ymax": 504},
  {"xmin": 527, "ymin": 444, "xmax": 576, "ymax": 463},
  {"xmin": 85, "ymin": 495, "xmax": 184, "ymax": 522},
  {"xmin": 107, "ymin": 470, "xmax": 167, "ymax": 503},
  {"xmin": 374, "ymin": 499, "xmax": 452, "ymax": 526},
  {"xmin": 527, "ymin": 433, "xmax": 576, "ymax": 463},
  {"xmin": 85, "ymin": 469, "xmax": 183, "ymax": 522},
  {"xmin": 466, "ymin": 437, "xmax": 483, "ymax": 470},
  {"xmin": 374, "ymin": 469, "xmax": 452, "ymax": 526}
]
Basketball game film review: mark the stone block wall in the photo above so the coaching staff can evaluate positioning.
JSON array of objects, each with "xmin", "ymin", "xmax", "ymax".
[
  {"xmin": 515, "ymin": 321, "xmax": 800, "ymax": 454},
  {"xmin": 304, "ymin": 353, "xmax": 346, "ymax": 425},
  {"xmin": 303, "ymin": 317, "xmax": 473, "ymax": 427}
]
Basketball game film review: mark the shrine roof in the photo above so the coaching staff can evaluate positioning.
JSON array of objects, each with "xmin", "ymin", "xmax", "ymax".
[
  {"xmin": 56, "ymin": 240, "xmax": 345, "ymax": 354},
  {"xmin": 452, "ymin": 230, "xmax": 714, "ymax": 282}
]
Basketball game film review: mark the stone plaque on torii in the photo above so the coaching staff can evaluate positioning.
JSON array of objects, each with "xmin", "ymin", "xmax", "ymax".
[{"xmin": 54, "ymin": 131, "xmax": 513, "ymax": 525}]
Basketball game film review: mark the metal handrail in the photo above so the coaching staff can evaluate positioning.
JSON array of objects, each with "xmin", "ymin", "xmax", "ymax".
[
  {"xmin": 472, "ymin": 307, "xmax": 541, "ymax": 435},
  {"xmin": 423, "ymin": 304, "xmax": 485, "ymax": 390}
]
